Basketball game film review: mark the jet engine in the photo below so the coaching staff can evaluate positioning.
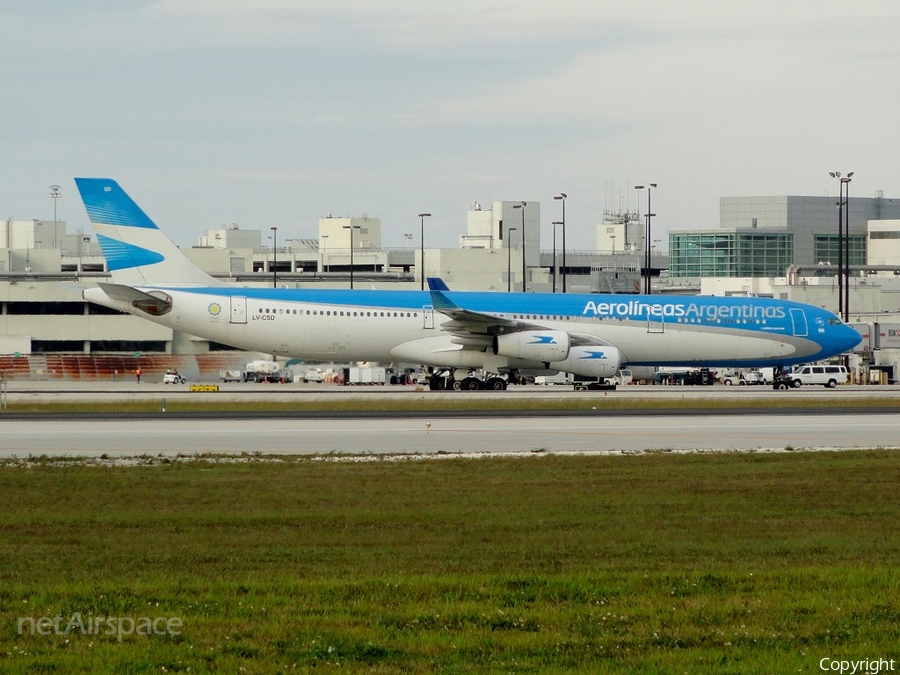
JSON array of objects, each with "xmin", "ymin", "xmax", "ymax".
[
  {"xmin": 493, "ymin": 330, "xmax": 570, "ymax": 362},
  {"xmin": 549, "ymin": 345, "xmax": 621, "ymax": 378}
]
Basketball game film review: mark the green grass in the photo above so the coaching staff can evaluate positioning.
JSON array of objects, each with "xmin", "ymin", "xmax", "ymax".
[
  {"xmin": 4, "ymin": 393, "xmax": 900, "ymax": 415},
  {"xmin": 2, "ymin": 452, "xmax": 900, "ymax": 672}
]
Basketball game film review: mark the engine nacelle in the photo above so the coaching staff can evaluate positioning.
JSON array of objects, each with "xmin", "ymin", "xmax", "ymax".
[
  {"xmin": 549, "ymin": 346, "xmax": 621, "ymax": 379},
  {"xmin": 493, "ymin": 330, "xmax": 570, "ymax": 362}
]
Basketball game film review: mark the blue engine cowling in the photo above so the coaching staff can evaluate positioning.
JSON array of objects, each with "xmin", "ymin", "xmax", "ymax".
[
  {"xmin": 493, "ymin": 330, "xmax": 570, "ymax": 362},
  {"xmin": 549, "ymin": 346, "xmax": 621, "ymax": 378}
]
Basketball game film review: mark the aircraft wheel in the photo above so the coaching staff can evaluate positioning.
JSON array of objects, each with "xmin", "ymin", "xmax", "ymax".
[
  {"xmin": 485, "ymin": 377, "xmax": 507, "ymax": 391},
  {"xmin": 451, "ymin": 379, "xmax": 462, "ymax": 391},
  {"xmin": 429, "ymin": 374, "xmax": 445, "ymax": 391},
  {"xmin": 462, "ymin": 377, "xmax": 483, "ymax": 391}
]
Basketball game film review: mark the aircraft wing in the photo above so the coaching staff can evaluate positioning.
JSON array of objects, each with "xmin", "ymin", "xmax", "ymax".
[{"xmin": 428, "ymin": 287, "xmax": 608, "ymax": 348}]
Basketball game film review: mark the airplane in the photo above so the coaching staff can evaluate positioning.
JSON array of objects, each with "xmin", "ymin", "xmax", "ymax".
[{"xmin": 75, "ymin": 177, "xmax": 862, "ymax": 391}]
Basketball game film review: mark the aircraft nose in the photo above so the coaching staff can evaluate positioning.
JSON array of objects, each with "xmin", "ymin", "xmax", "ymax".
[{"xmin": 839, "ymin": 324, "xmax": 863, "ymax": 353}]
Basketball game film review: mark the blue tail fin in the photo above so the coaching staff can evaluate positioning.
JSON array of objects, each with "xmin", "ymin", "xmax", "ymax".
[{"xmin": 75, "ymin": 178, "xmax": 221, "ymax": 287}]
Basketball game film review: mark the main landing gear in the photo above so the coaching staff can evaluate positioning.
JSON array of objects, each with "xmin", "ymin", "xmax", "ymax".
[
  {"xmin": 772, "ymin": 365, "xmax": 792, "ymax": 390},
  {"xmin": 428, "ymin": 369, "xmax": 510, "ymax": 391}
]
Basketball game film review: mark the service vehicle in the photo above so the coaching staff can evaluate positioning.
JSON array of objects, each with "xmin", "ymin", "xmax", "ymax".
[
  {"xmin": 535, "ymin": 372, "xmax": 574, "ymax": 385},
  {"xmin": 786, "ymin": 364, "xmax": 848, "ymax": 388},
  {"xmin": 720, "ymin": 368, "xmax": 764, "ymax": 386},
  {"xmin": 243, "ymin": 360, "xmax": 293, "ymax": 383}
]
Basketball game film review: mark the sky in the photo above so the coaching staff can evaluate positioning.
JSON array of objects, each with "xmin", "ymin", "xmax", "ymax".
[{"xmin": 3, "ymin": 0, "xmax": 898, "ymax": 253}]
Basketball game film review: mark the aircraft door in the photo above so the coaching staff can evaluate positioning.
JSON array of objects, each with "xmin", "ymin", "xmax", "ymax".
[
  {"xmin": 790, "ymin": 308, "xmax": 808, "ymax": 337},
  {"xmin": 230, "ymin": 296, "xmax": 247, "ymax": 324},
  {"xmin": 423, "ymin": 304, "xmax": 435, "ymax": 329}
]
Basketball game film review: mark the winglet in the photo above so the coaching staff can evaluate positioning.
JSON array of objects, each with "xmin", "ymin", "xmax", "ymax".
[
  {"xmin": 428, "ymin": 287, "xmax": 459, "ymax": 313},
  {"xmin": 427, "ymin": 277, "xmax": 451, "ymax": 291}
]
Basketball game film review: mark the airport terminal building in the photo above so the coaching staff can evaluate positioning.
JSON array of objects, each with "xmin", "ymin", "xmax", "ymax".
[{"xmin": 668, "ymin": 195, "xmax": 900, "ymax": 278}]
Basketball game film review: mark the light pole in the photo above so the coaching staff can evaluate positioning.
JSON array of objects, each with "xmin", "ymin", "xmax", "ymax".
[
  {"xmin": 343, "ymin": 224, "xmax": 360, "ymax": 289},
  {"xmin": 507, "ymin": 227, "xmax": 517, "ymax": 292},
  {"xmin": 49, "ymin": 185, "xmax": 61, "ymax": 247},
  {"xmin": 270, "ymin": 226, "xmax": 278, "ymax": 288},
  {"xmin": 552, "ymin": 221, "xmax": 563, "ymax": 293},
  {"xmin": 418, "ymin": 213, "xmax": 431, "ymax": 290},
  {"xmin": 513, "ymin": 202, "xmax": 526, "ymax": 292},
  {"xmin": 843, "ymin": 173, "xmax": 853, "ymax": 321},
  {"xmin": 80, "ymin": 235, "xmax": 90, "ymax": 275},
  {"xmin": 829, "ymin": 171, "xmax": 854, "ymax": 321},
  {"xmin": 554, "ymin": 193, "xmax": 567, "ymax": 292},
  {"xmin": 635, "ymin": 184, "xmax": 657, "ymax": 294},
  {"xmin": 830, "ymin": 172, "xmax": 844, "ymax": 317}
]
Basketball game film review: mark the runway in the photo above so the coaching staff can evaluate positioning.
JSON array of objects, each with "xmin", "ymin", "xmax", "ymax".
[
  {"xmin": 2, "ymin": 412, "xmax": 898, "ymax": 457},
  {"xmin": 3, "ymin": 380, "xmax": 899, "ymax": 457}
]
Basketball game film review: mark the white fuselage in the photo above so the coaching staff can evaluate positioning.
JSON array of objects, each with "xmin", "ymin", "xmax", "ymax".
[{"xmin": 87, "ymin": 286, "xmax": 832, "ymax": 370}]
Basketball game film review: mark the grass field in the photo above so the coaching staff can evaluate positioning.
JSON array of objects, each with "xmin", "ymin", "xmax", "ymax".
[{"xmin": 2, "ymin": 451, "xmax": 900, "ymax": 673}]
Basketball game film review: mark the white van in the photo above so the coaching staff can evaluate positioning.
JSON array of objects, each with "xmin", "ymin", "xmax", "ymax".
[{"xmin": 789, "ymin": 364, "xmax": 848, "ymax": 388}]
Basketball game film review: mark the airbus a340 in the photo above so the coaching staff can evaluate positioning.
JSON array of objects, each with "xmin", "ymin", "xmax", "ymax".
[{"xmin": 75, "ymin": 178, "xmax": 861, "ymax": 390}]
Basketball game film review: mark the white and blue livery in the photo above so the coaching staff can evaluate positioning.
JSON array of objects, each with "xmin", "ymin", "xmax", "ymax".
[{"xmin": 75, "ymin": 178, "xmax": 861, "ymax": 390}]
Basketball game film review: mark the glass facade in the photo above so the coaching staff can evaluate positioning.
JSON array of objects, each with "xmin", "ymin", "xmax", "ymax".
[
  {"xmin": 669, "ymin": 232, "xmax": 793, "ymax": 277},
  {"xmin": 813, "ymin": 235, "xmax": 867, "ymax": 266}
]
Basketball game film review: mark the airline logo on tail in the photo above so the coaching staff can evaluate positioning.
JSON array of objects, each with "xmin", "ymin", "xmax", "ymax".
[{"xmin": 95, "ymin": 234, "xmax": 165, "ymax": 271}]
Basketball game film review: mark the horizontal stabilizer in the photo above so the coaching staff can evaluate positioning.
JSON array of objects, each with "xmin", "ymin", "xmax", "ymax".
[{"xmin": 96, "ymin": 283, "xmax": 172, "ymax": 316}]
